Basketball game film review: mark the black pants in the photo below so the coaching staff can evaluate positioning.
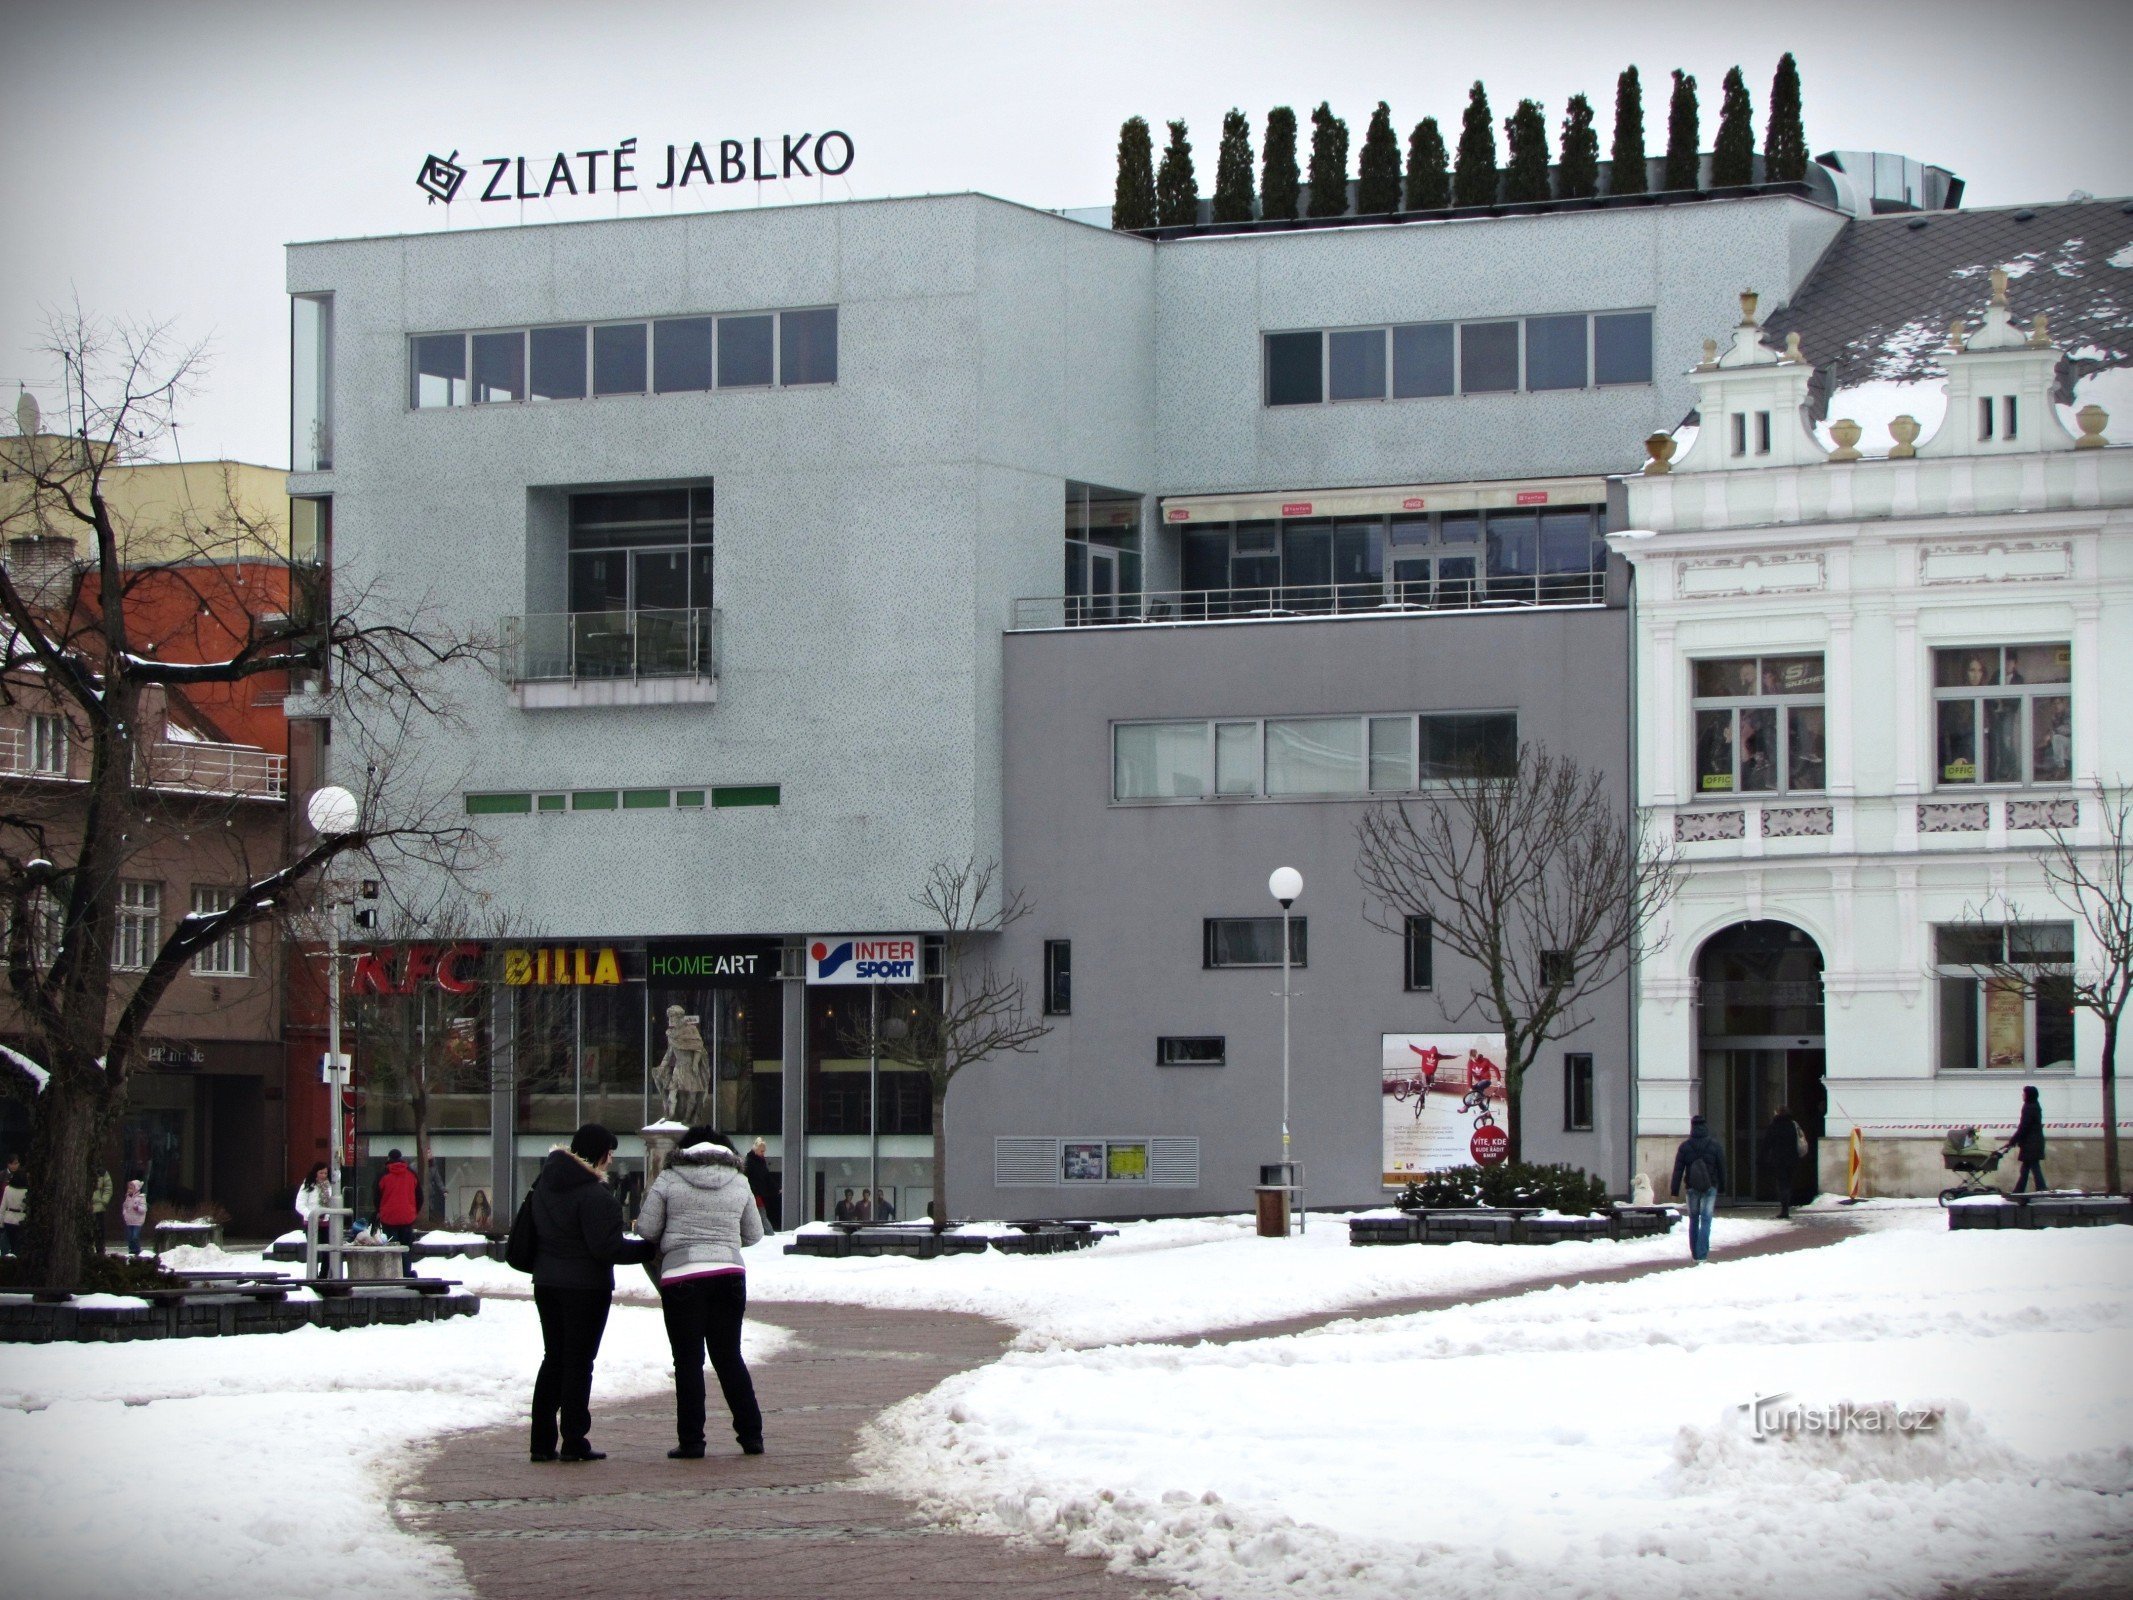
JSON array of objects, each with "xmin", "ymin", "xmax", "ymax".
[
  {"xmin": 661, "ymin": 1274, "xmax": 762, "ymax": 1450},
  {"xmin": 2013, "ymin": 1158, "xmax": 2047, "ymax": 1193},
  {"xmin": 531, "ymin": 1285, "xmax": 613, "ymax": 1453}
]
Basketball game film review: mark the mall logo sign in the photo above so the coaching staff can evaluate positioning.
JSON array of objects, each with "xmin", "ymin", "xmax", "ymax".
[
  {"xmin": 805, "ymin": 935, "xmax": 921, "ymax": 985},
  {"xmin": 1740, "ymin": 1392, "xmax": 1943, "ymax": 1441},
  {"xmin": 417, "ymin": 131, "xmax": 855, "ymax": 206}
]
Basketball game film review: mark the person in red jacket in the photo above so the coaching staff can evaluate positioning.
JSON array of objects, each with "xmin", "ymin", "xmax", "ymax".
[{"xmin": 373, "ymin": 1150, "xmax": 421, "ymax": 1253}]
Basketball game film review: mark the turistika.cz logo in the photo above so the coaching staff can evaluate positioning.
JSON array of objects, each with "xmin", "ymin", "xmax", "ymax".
[{"xmin": 1740, "ymin": 1392, "xmax": 1944, "ymax": 1440}]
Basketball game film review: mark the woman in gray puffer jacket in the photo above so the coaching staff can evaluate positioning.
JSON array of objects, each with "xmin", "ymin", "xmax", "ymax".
[{"xmin": 636, "ymin": 1129, "xmax": 765, "ymax": 1458}]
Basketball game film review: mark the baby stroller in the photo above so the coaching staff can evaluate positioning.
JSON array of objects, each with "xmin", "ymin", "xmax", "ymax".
[{"xmin": 1938, "ymin": 1126, "xmax": 2005, "ymax": 1206}]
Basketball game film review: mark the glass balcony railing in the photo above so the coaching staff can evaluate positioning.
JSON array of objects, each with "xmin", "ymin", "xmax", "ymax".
[
  {"xmin": 1009, "ymin": 572, "xmax": 1607, "ymax": 631},
  {"xmin": 501, "ymin": 608, "xmax": 719, "ymax": 683}
]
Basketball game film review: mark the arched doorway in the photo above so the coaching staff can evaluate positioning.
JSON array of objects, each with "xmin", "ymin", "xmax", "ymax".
[{"xmin": 1696, "ymin": 921, "xmax": 1826, "ymax": 1203}]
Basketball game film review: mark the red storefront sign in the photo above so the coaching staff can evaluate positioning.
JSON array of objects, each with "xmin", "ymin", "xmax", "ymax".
[
  {"xmin": 1280, "ymin": 502, "xmax": 1313, "ymax": 516},
  {"xmin": 1515, "ymin": 490, "xmax": 1549, "ymax": 505},
  {"xmin": 348, "ymin": 943, "xmax": 483, "ymax": 996},
  {"xmin": 1401, "ymin": 497, "xmax": 1427, "ymax": 510},
  {"xmin": 1471, "ymin": 1123, "xmax": 1510, "ymax": 1166},
  {"xmin": 1167, "ymin": 507, "xmax": 1190, "ymax": 521}
]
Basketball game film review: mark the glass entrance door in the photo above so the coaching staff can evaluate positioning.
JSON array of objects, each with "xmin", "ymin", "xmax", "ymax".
[{"xmin": 1699, "ymin": 1046, "xmax": 1826, "ymax": 1201}]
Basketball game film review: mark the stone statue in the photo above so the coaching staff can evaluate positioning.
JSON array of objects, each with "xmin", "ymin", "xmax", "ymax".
[{"xmin": 653, "ymin": 1005, "xmax": 711, "ymax": 1123}]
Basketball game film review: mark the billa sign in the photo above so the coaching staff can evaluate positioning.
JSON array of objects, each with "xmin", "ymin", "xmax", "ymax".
[{"xmin": 417, "ymin": 132, "xmax": 855, "ymax": 207}]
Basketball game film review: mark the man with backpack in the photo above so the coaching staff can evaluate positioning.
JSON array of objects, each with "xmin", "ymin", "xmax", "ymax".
[
  {"xmin": 1670, "ymin": 1114, "xmax": 1727, "ymax": 1265},
  {"xmin": 373, "ymin": 1149, "xmax": 421, "ymax": 1252}
]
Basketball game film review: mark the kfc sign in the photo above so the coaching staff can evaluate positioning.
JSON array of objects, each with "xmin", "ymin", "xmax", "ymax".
[{"xmin": 349, "ymin": 943, "xmax": 482, "ymax": 996}]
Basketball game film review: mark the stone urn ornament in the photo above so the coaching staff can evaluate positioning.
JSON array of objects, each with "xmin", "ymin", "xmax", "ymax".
[
  {"xmin": 2074, "ymin": 404, "xmax": 2110, "ymax": 449},
  {"xmin": 1642, "ymin": 432, "xmax": 1677, "ymax": 474},
  {"xmin": 1828, "ymin": 418, "xmax": 1863, "ymax": 462},
  {"xmin": 1887, "ymin": 414, "xmax": 1921, "ymax": 458}
]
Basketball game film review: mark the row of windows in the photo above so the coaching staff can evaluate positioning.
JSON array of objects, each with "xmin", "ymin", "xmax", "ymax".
[
  {"xmin": 466, "ymin": 785, "xmax": 780, "ymax": 815},
  {"xmin": 1264, "ymin": 310, "xmax": 1653, "ymax": 408},
  {"xmin": 1114, "ymin": 713, "xmax": 1518, "ymax": 803},
  {"xmin": 1044, "ymin": 917, "xmax": 1437, "ymax": 1014},
  {"xmin": 1689, "ymin": 643, "xmax": 2074, "ymax": 799},
  {"xmin": 410, "ymin": 307, "xmax": 837, "ymax": 409},
  {"xmin": 23, "ymin": 883, "xmax": 252, "ymax": 977}
]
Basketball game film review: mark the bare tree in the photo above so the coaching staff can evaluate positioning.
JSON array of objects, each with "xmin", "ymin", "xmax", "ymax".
[
  {"xmin": 850, "ymin": 858, "xmax": 1049, "ymax": 1221},
  {"xmin": 0, "ymin": 312, "xmax": 486, "ymax": 1288},
  {"xmin": 1947, "ymin": 787, "xmax": 2131, "ymax": 1193},
  {"xmin": 1355, "ymin": 743, "xmax": 1680, "ymax": 1163}
]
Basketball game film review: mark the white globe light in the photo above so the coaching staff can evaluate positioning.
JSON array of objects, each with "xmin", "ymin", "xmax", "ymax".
[
  {"xmin": 306, "ymin": 785, "xmax": 361, "ymax": 837},
  {"xmin": 1268, "ymin": 866, "xmax": 1303, "ymax": 904}
]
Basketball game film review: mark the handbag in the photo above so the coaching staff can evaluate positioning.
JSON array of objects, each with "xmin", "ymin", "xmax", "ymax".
[
  {"xmin": 1794, "ymin": 1126, "xmax": 1809, "ymax": 1160},
  {"xmin": 505, "ymin": 1186, "xmax": 539, "ymax": 1272}
]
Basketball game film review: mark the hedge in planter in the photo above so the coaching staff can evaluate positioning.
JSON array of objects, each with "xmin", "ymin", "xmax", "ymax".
[{"xmin": 1399, "ymin": 1162, "xmax": 1609, "ymax": 1215}]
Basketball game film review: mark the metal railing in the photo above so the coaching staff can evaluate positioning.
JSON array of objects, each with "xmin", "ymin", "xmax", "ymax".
[
  {"xmin": 1011, "ymin": 573, "xmax": 1606, "ymax": 631},
  {"xmin": 2, "ymin": 723, "xmax": 286, "ymax": 797},
  {"xmin": 501, "ymin": 607, "xmax": 720, "ymax": 684}
]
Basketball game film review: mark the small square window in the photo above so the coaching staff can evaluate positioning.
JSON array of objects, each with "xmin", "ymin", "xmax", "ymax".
[
  {"xmin": 529, "ymin": 326, "xmax": 587, "ymax": 401},
  {"xmin": 779, "ymin": 308, "xmax": 838, "ymax": 385},
  {"xmin": 1523, "ymin": 314, "xmax": 1588, "ymax": 391},
  {"xmin": 592, "ymin": 323, "xmax": 648, "ymax": 396},
  {"xmin": 1327, "ymin": 329, "xmax": 1388, "ymax": 401},
  {"xmin": 716, "ymin": 315, "xmax": 775, "ymax": 388},
  {"xmin": 471, "ymin": 331, "xmax": 525, "ymax": 404},
  {"xmin": 411, "ymin": 334, "xmax": 467, "ymax": 408},
  {"xmin": 1264, "ymin": 331, "xmax": 1324, "ymax": 406},
  {"xmin": 1392, "ymin": 323, "xmax": 1455, "ymax": 398},
  {"xmin": 1460, "ymin": 321, "xmax": 1520, "ymax": 393},
  {"xmin": 1593, "ymin": 311, "xmax": 1653, "ymax": 385},
  {"xmin": 653, "ymin": 318, "xmax": 713, "ymax": 393},
  {"xmin": 1541, "ymin": 950, "xmax": 1576, "ymax": 986}
]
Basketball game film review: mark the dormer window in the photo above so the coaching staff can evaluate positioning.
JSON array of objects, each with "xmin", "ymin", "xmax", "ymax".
[
  {"xmin": 1978, "ymin": 398, "xmax": 1993, "ymax": 442},
  {"xmin": 1730, "ymin": 413, "xmax": 1747, "ymax": 457},
  {"xmin": 2002, "ymin": 395, "xmax": 2018, "ymax": 440},
  {"xmin": 1755, "ymin": 412, "xmax": 1772, "ymax": 455}
]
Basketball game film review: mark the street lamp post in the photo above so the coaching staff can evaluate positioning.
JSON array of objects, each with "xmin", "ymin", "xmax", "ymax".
[
  {"xmin": 1268, "ymin": 866, "xmax": 1302, "ymax": 1232},
  {"xmin": 306, "ymin": 785, "xmax": 361, "ymax": 1272}
]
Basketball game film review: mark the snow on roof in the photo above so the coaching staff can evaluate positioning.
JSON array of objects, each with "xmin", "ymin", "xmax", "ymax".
[{"xmin": 1761, "ymin": 199, "xmax": 2133, "ymax": 418}]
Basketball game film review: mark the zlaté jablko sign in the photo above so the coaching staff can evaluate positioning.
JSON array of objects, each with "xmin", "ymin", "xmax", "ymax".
[{"xmin": 417, "ymin": 132, "xmax": 855, "ymax": 206}]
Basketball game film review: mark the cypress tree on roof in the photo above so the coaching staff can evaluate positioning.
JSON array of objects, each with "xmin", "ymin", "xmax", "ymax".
[
  {"xmin": 1357, "ymin": 101, "xmax": 1403, "ymax": 214},
  {"xmin": 1609, "ymin": 66, "xmax": 1647, "ymax": 195},
  {"xmin": 1156, "ymin": 118, "xmax": 1200, "ymax": 227},
  {"xmin": 1663, "ymin": 69, "xmax": 1700, "ymax": 191},
  {"xmin": 1503, "ymin": 98, "xmax": 1552, "ymax": 203},
  {"xmin": 1112, "ymin": 116, "xmax": 1156, "ymax": 229},
  {"xmin": 1306, "ymin": 101, "xmax": 1352, "ymax": 217},
  {"xmin": 1405, "ymin": 116, "xmax": 1449, "ymax": 210},
  {"xmin": 1451, "ymin": 81, "xmax": 1499, "ymax": 207},
  {"xmin": 1711, "ymin": 66, "xmax": 1755, "ymax": 186},
  {"xmin": 1558, "ymin": 93, "xmax": 1600, "ymax": 200},
  {"xmin": 1764, "ymin": 53, "xmax": 1807, "ymax": 182},
  {"xmin": 1262, "ymin": 106, "xmax": 1301, "ymax": 221},
  {"xmin": 1211, "ymin": 108, "xmax": 1257, "ymax": 222}
]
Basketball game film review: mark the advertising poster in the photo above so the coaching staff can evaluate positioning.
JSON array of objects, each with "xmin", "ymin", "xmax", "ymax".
[{"xmin": 1381, "ymin": 1033, "xmax": 1509, "ymax": 1187}]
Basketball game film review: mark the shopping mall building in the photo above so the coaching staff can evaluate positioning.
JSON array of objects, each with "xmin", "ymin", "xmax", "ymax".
[{"xmin": 284, "ymin": 158, "xmax": 2126, "ymax": 1224}]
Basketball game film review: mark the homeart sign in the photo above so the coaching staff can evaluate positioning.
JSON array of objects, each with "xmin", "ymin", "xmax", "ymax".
[{"xmin": 416, "ymin": 132, "xmax": 856, "ymax": 206}]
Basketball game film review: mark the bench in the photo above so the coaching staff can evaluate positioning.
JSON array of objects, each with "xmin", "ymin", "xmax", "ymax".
[{"xmin": 313, "ymin": 1277, "xmax": 460, "ymax": 1299}]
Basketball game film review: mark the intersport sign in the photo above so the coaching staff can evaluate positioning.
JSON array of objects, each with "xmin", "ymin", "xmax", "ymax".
[{"xmin": 804, "ymin": 935, "xmax": 921, "ymax": 984}]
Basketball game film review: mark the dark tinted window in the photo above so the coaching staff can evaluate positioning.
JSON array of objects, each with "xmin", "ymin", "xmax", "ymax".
[
  {"xmin": 1327, "ymin": 329, "xmax": 1387, "ymax": 400},
  {"xmin": 1392, "ymin": 323, "xmax": 1454, "ymax": 397},
  {"xmin": 1460, "ymin": 321, "xmax": 1520, "ymax": 392},
  {"xmin": 1420, "ymin": 712, "xmax": 1518, "ymax": 779},
  {"xmin": 1404, "ymin": 915, "xmax": 1433, "ymax": 990},
  {"xmin": 528, "ymin": 326, "xmax": 587, "ymax": 401},
  {"xmin": 1594, "ymin": 311, "xmax": 1654, "ymax": 385},
  {"xmin": 1157, "ymin": 1037, "xmax": 1226, "ymax": 1066},
  {"xmin": 1204, "ymin": 917, "xmax": 1307, "ymax": 968},
  {"xmin": 1181, "ymin": 530, "xmax": 1229, "ymax": 591},
  {"xmin": 411, "ymin": 335, "xmax": 465, "ymax": 407},
  {"xmin": 653, "ymin": 318, "xmax": 713, "ymax": 393},
  {"xmin": 780, "ymin": 307, "xmax": 838, "ymax": 385},
  {"xmin": 1043, "ymin": 939, "xmax": 1071, "ymax": 1016},
  {"xmin": 1264, "ymin": 331, "xmax": 1323, "ymax": 406},
  {"xmin": 1524, "ymin": 314, "xmax": 1588, "ymax": 390},
  {"xmin": 471, "ymin": 331, "xmax": 524, "ymax": 404},
  {"xmin": 592, "ymin": 323, "xmax": 648, "ymax": 395},
  {"xmin": 716, "ymin": 315, "xmax": 774, "ymax": 387}
]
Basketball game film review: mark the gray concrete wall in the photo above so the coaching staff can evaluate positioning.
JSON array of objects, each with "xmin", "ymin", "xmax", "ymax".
[
  {"xmin": 287, "ymin": 195, "xmax": 1154, "ymax": 939},
  {"xmin": 1151, "ymin": 195, "xmax": 1845, "ymax": 494},
  {"xmin": 976, "ymin": 606, "xmax": 1634, "ymax": 1217}
]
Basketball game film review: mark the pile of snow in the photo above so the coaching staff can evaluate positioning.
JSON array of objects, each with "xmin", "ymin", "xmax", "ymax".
[
  {"xmin": 0, "ymin": 1297, "xmax": 788, "ymax": 1600},
  {"xmin": 864, "ymin": 1221, "xmax": 2133, "ymax": 1599}
]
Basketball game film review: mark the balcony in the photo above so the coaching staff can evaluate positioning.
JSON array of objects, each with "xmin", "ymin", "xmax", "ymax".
[
  {"xmin": 499, "ymin": 608, "xmax": 720, "ymax": 711},
  {"xmin": 0, "ymin": 725, "xmax": 286, "ymax": 799},
  {"xmin": 1009, "ymin": 574, "xmax": 1607, "ymax": 631}
]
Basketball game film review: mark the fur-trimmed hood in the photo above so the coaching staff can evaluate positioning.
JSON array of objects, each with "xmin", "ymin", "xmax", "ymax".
[{"xmin": 664, "ymin": 1141, "xmax": 746, "ymax": 1190}]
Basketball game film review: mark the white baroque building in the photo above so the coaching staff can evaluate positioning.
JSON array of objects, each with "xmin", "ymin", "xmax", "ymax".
[{"xmin": 1613, "ymin": 272, "xmax": 2131, "ymax": 1199}]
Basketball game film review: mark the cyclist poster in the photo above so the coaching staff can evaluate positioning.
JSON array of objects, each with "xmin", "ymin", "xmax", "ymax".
[{"xmin": 1381, "ymin": 1033, "xmax": 1508, "ymax": 1186}]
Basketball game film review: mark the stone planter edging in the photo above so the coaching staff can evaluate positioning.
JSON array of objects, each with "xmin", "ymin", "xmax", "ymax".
[{"xmin": 1349, "ymin": 1205, "xmax": 1679, "ymax": 1247}]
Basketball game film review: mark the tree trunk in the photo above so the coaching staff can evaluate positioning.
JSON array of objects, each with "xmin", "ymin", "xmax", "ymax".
[
  {"xmin": 2102, "ymin": 1015, "xmax": 2122, "ymax": 1195},
  {"xmin": 22, "ymin": 1057, "xmax": 114, "ymax": 1287},
  {"xmin": 1505, "ymin": 1063, "xmax": 1525, "ymax": 1165},
  {"xmin": 929, "ymin": 1075, "xmax": 948, "ymax": 1225}
]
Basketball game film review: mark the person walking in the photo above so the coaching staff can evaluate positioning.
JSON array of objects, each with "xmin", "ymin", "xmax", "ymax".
[
  {"xmin": 1, "ymin": 1158, "xmax": 27, "ymax": 1257},
  {"xmin": 636, "ymin": 1129, "xmax": 765, "ymax": 1460},
  {"xmin": 120, "ymin": 1179, "xmax": 148, "ymax": 1257},
  {"xmin": 1670, "ymin": 1114, "xmax": 1727, "ymax": 1265},
  {"xmin": 2001, "ymin": 1086, "xmax": 2049, "ymax": 1194},
  {"xmin": 743, "ymin": 1137, "xmax": 774, "ymax": 1232},
  {"xmin": 524, "ymin": 1124, "xmax": 645, "ymax": 1463},
  {"xmin": 373, "ymin": 1149, "xmax": 420, "ymax": 1249},
  {"xmin": 1758, "ymin": 1106, "xmax": 1805, "ymax": 1219},
  {"xmin": 294, "ymin": 1162, "xmax": 331, "ymax": 1231}
]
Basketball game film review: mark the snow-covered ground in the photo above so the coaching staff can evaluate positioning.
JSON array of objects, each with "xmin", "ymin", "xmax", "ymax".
[
  {"xmin": 863, "ymin": 1209, "xmax": 2133, "ymax": 1600},
  {"xmin": 0, "ymin": 1296, "xmax": 788, "ymax": 1600}
]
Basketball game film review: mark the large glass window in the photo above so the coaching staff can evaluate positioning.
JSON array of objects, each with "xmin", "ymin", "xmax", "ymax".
[
  {"xmin": 780, "ymin": 308, "xmax": 838, "ymax": 385},
  {"xmin": 1264, "ymin": 311, "xmax": 1651, "ymax": 406},
  {"xmin": 1460, "ymin": 321, "xmax": 1521, "ymax": 393},
  {"xmin": 471, "ymin": 331, "xmax": 525, "ymax": 404},
  {"xmin": 593, "ymin": 323, "xmax": 648, "ymax": 395},
  {"xmin": 1113, "ymin": 722, "xmax": 1210, "ymax": 799},
  {"xmin": 1063, "ymin": 482, "xmax": 1142, "ymax": 624},
  {"xmin": 653, "ymin": 318, "xmax": 714, "ymax": 393},
  {"xmin": 716, "ymin": 314, "xmax": 775, "ymax": 388},
  {"xmin": 1204, "ymin": 917, "xmax": 1306, "ymax": 968},
  {"xmin": 1935, "ymin": 924, "xmax": 2075, "ymax": 1071},
  {"xmin": 1115, "ymin": 711, "xmax": 1515, "ymax": 800},
  {"xmin": 1524, "ymin": 314, "xmax": 1588, "ymax": 391},
  {"xmin": 291, "ymin": 293, "xmax": 333, "ymax": 468},
  {"xmin": 1691, "ymin": 654, "xmax": 1826, "ymax": 796},
  {"xmin": 1265, "ymin": 717, "xmax": 1367, "ymax": 795},
  {"xmin": 1417, "ymin": 712, "xmax": 1519, "ymax": 780},
  {"xmin": 411, "ymin": 334, "xmax": 466, "ymax": 409},
  {"xmin": 1932, "ymin": 644, "xmax": 2072, "ymax": 787},
  {"xmin": 565, "ymin": 487, "xmax": 714, "ymax": 677},
  {"xmin": 1264, "ymin": 331, "xmax": 1324, "ymax": 406},
  {"xmin": 115, "ymin": 881, "xmax": 159, "ymax": 972},
  {"xmin": 529, "ymin": 326, "xmax": 588, "ymax": 401}
]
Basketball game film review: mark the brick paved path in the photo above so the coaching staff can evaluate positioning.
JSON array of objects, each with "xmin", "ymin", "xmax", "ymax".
[{"xmin": 405, "ymin": 1223, "xmax": 1851, "ymax": 1598}]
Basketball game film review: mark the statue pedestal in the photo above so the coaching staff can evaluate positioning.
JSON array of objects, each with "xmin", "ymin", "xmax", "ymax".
[{"xmin": 641, "ymin": 1120, "xmax": 689, "ymax": 1186}]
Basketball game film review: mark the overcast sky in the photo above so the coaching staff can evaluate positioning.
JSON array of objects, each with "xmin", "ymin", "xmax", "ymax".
[{"xmin": 4, "ymin": 0, "xmax": 2129, "ymax": 468}]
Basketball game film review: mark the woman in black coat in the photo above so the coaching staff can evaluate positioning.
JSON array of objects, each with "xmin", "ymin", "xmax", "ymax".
[
  {"xmin": 1758, "ymin": 1107, "xmax": 1804, "ymax": 1218},
  {"xmin": 2001, "ymin": 1086, "xmax": 2048, "ymax": 1194}
]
